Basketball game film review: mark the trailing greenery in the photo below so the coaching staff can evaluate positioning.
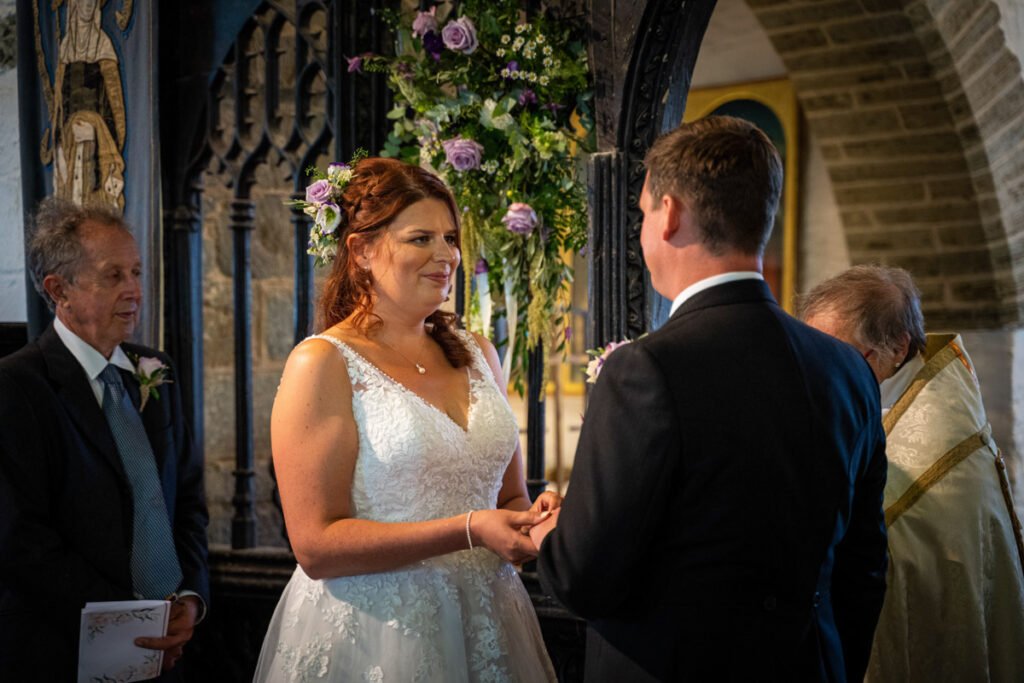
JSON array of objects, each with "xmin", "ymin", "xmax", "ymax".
[{"xmin": 360, "ymin": 0, "xmax": 593, "ymax": 392}]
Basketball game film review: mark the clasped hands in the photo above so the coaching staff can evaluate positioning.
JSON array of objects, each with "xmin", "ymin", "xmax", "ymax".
[{"xmin": 469, "ymin": 491, "xmax": 562, "ymax": 564}]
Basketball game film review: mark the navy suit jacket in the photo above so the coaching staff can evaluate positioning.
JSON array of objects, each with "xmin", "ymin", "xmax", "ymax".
[
  {"xmin": 0, "ymin": 324, "xmax": 209, "ymax": 679},
  {"xmin": 538, "ymin": 280, "xmax": 888, "ymax": 682}
]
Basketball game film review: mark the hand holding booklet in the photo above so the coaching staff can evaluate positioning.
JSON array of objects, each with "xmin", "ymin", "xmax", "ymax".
[{"xmin": 78, "ymin": 600, "xmax": 170, "ymax": 683}]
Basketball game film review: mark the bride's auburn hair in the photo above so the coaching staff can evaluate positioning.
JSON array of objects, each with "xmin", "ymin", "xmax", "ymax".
[{"xmin": 318, "ymin": 157, "xmax": 471, "ymax": 368}]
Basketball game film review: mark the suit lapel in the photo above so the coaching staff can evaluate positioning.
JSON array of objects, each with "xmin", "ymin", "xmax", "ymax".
[{"xmin": 38, "ymin": 326, "xmax": 128, "ymax": 484}]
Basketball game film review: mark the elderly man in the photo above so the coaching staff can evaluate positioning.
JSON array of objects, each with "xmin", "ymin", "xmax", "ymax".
[
  {"xmin": 801, "ymin": 265, "xmax": 1024, "ymax": 683},
  {"xmin": 0, "ymin": 199, "xmax": 209, "ymax": 680},
  {"xmin": 535, "ymin": 116, "xmax": 889, "ymax": 682}
]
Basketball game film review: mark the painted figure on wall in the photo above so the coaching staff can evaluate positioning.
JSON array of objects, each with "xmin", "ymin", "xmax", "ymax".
[{"xmin": 36, "ymin": 0, "xmax": 132, "ymax": 210}]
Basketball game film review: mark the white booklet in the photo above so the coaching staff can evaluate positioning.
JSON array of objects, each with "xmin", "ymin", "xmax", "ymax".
[{"xmin": 77, "ymin": 600, "xmax": 170, "ymax": 683}]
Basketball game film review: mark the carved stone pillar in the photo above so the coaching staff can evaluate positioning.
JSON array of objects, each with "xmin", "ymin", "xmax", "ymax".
[
  {"xmin": 164, "ymin": 190, "xmax": 205, "ymax": 450},
  {"xmin": 231, "ymin": 198, "xmax": 257, "ymax": 549}
]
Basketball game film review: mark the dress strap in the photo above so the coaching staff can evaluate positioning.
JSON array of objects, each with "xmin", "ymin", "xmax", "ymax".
[
  {"xmin": 455, "ymin": 329, "xmax": 495, "ymax": 384},
  {"xmin": 303, "ymin": 334, "xmax": 366, "ymax": 386}
]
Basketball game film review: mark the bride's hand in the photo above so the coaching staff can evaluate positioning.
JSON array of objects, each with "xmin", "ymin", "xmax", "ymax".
[
  {"xmin": 470, "ymin": 509, "xmax": 548, "ymax": 564},
  {"xmin": 530, "ymin": 491, "xmax": 562, "ymax": 514}
]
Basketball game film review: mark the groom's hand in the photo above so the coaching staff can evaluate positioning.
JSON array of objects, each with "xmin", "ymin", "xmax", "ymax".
[
  {"xmin": 471, "ymin": 509, "xmax": 549, "ymax": 564},
  {"xmin": 529, "ymin": 491, "xmax": 563, "ymax": 514}
]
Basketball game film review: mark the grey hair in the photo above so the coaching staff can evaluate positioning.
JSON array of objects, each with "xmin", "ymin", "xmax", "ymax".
[
  {"xmin": 28, "ymin": 197, "xmax": 130, "ymax": 311},
  {"xmin": 798, "ymin": 264, "xmax": 927, "ymax": 360}
]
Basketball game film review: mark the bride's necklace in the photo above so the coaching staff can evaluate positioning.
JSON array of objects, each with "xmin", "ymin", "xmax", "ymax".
[{"xmin": 377, "ymin": 334, "xmax": 429, "ymax": 375}]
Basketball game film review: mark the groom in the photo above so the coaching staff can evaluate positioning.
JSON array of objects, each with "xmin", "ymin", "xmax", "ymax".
[{"xmin": 536, "ymin": 116, "xmax": 888, "ymax": 682}]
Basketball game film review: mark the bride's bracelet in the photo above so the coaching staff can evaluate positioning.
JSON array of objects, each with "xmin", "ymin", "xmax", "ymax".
[{"xmin": 465, "ymin": 510, "xmax": 475, "ymax": 550}]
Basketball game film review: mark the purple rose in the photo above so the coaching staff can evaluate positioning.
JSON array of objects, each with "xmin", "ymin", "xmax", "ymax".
[
  {"xmin": 422, "ymin": 31, "xmax": 444, "ymax": 61},
  {"xmin": 518, "ymin": 88, "xmax": 537, "ymax": 107},
  {"xmin": 306, "ymin": 179, "xmax": 332, "ymax": 204},
  {"xmin": 412, "ymin": 7, "xmax": 438, "ymax": 39},
  {"xmin": 442, "ymin": 137, "xmax": 484, "ymax": 172},
  {"xmin": 441, "ymin": 16, "xmax": 478, "ymax": 55},
  {"xmin": 474, "ymin": 258, "xmax": 489, "ymax": 275},
  {"xmin": 346, "ymin": 54, "xmax": 363, "ymax": 73},
  {"xmin": 502, "ymin": 202, "xmax": 538, "ymax": 236}
]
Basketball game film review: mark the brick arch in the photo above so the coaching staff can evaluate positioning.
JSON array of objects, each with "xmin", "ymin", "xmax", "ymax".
[{"xmin": 744, "ymin": 0, "xmax": 1024, "ymax": 329}]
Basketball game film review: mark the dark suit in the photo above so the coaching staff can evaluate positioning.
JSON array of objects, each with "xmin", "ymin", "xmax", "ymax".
[
  {"xmin": 0, "ymin": 324, "xmax": 209, "ymax": 680},
  {"xmin": 538, "ymin": 279, "xmax": 888, "ymax": 682}
]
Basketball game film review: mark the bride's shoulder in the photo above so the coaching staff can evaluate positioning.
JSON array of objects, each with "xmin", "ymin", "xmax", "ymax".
[{"xmin": 286, "ymin": 333, "xmax": 353, "ymax": 374}]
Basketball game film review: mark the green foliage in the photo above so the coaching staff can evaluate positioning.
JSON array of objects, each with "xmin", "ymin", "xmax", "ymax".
[{"xmin": 365, "ymin": 0, "xmax": 594, "ymax": 391}]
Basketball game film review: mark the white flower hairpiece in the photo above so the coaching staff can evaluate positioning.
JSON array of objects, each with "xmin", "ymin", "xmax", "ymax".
[{"xmin": 285, "ymin": 149, "xmax": 367, "ymax": 267}]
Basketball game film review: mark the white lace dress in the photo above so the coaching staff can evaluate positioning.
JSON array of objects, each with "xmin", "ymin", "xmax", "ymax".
[{"xmin": 253, "ymin": 332, "xmax": 557, "ymax": 683}]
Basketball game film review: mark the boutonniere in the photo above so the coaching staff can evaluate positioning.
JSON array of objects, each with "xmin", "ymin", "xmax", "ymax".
[
  {"xmin": 584, "ymin": 336, "xmax": 646, "ymax": 384},
  {"xmin": 131, "ymin": 355, "xmax": 172, "ymax": 411}
]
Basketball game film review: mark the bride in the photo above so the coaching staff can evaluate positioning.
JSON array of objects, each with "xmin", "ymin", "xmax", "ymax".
[{"xmin": 253, "ymin": 157, "xmax": 559, "ymax": 682}]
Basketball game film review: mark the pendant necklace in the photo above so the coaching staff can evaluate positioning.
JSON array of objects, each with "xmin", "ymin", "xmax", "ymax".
[{"xmin": 378, "ymin": 335, "xmax": 428, "ymax": 375}]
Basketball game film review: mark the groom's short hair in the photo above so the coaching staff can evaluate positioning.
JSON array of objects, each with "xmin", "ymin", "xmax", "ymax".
[{"xmin": 644, "ymin": 115, "xmax": 782, "ymax": 257}]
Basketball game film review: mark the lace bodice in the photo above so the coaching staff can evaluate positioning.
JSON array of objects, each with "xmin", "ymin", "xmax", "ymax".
[
  {"xmin": 309, "ymin": 330, "xmax": 519, "ymax": 522},
  {"xmin": 255, "ymin": 331, "xmax": 556, "ymax": 683}
]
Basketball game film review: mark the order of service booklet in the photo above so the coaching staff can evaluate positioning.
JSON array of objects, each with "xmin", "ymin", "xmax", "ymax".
[{"xmin": 77, "ymin": 600, "xmax": 170, "ymax": 683}]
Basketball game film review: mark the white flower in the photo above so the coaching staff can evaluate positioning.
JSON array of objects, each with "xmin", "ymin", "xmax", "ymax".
[
  {"xmin": 543, "ymin": 57, "xmax": 553, "ymax": 68},
  {"xmin": 514, "ymin": 23, "xmax": 527, "ymax": 34},
  {"xmin": 500, "ymin": 34, "xmax": 511, "ymax": 44},
  {"xmin": 512, "ymin": 36, "xmax": 524, "ymax": 50},
  {"xmin": 500, "ymin": 68, "xmax": 510, "ymax": 78},
  {"xmin": 539, "ymin": 75, "xmax": 550, "ymax": 85},
  {"xmin": 527, "ymin": 72, "xmax": 537, "ymax": 82},
  {"xmin": 496, "ymin": 48, "xmax": 506, "ymax": 57},
  {"xmin": 537, "ymin": 34, "xmax": 547, "ymax": 44},
  {"xmin": 543, "ymin": 45, "xmax": 552, "ymax": 55},
  {"xmin": 133, "ymin": 356, "xmax": 172, "ymax": 411}
]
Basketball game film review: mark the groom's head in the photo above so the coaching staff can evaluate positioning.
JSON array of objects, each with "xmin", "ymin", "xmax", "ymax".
[{"xmin": 643, "ymin": 115, "xmax": 782, "ymax": 259}]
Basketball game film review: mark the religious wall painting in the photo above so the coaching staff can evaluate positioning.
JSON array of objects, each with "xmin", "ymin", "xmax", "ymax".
[
  {"xmin": 683, "ymin": 78, "xmax": 799, "ymax": 312},
  {"xmin": 34, "ymin": 0, "xmax": 133, "ymax": 210}
]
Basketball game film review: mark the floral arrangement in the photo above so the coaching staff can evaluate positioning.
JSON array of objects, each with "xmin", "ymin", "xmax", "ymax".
[
  {"xmin": 285, "ymin": 150, "xmax": 367, "ymax": 267},
  {"xmin": 584, "ymin": 339, "xmax": 635, "ymax": 384},
  {"xmin": 358, "ymin": 0, "xmax": 593, "ymax": 391},
  {"xmin": 131, "ymin": 355, "xmax": 172, "ymax": 411}
]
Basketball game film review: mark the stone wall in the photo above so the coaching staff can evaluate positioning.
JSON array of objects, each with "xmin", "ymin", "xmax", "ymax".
[
  {"xmin": 202, "ymin": 154, "xmax": 301, "ymax": 548},
  {"xmin": 746, "ymin": 0, "xmax": 1024, "ymax": 329}
]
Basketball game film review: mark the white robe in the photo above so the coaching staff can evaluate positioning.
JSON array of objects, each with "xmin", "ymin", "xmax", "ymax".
[{"xmin": 866, "ymin": 334, "xmax": 1024, "ymax": 682}]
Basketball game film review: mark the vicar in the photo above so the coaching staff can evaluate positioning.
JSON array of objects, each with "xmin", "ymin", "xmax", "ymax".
[
  {"xmin": 0, "ymin": 198, "xmax": 209, "ymax": 680},
  {"xmin": 536, "ymin": 116, "xmax": 889, "ymax": 682}
]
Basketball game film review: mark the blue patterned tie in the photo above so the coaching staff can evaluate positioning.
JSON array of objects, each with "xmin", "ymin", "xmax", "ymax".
[{"xmin": 99, "ymin": 364, "xmax": 183, "ymax": 599}]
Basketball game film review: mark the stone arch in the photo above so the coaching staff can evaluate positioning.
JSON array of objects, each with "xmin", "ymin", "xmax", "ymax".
[{"xmin": 742, "ymin": 0, "xmax": 1024, "ymax": 329}]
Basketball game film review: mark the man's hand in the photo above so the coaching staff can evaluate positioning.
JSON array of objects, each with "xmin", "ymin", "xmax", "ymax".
[
  {"xmin": 135, "ymin": 595, "xmax": 200, "ymax": 671},
  {"xmin": 530, "ymin": 491, "xmax": 563, "ymax": 514}
]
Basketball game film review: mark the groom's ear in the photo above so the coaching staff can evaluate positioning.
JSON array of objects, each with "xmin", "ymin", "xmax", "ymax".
[{"xmin": 662, "ymin": 194, "xmax": 683, "ymax": 241}]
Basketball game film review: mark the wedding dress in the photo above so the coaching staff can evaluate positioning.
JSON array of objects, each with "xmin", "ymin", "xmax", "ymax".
[{"xmin": 253, "ymin": 332, "xmax": 556, "ymax": 683}]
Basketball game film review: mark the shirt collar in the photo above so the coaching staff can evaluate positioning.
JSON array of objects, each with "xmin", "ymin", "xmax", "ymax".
[
  {"xmin": 53, "ymin": 316, "xmax": 136, "ymax": 380},
  {"xmin": 668, "ymin": 272, "xmax": 764, "ymax": 318},
  {"xmin": 879, "ymin": 351, "xmax": 925, "ymax": 412}
]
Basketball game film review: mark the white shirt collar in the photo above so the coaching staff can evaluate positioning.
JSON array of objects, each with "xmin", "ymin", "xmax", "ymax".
[
  {"xmin": 879, "ymin": 352, "xmax": 925, "ymax": 413},
  {"xmin": 53, "ymin": 316, "xmax": 136, "ymax": 381},
  {"xmin": 668, "ymin": 272, "xmax": 764, "ymax": 318}
]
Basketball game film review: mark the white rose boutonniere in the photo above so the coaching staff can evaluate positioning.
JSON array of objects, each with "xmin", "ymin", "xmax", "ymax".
[{"xmin": 132, "ymin": 355, "xmax": 172, "ymax": 411}]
